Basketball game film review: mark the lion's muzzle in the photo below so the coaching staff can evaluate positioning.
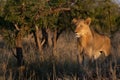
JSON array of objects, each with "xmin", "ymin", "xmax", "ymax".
[{"xmin": 75, "ymin": 33, "xmax": 80, "ymax": 38}]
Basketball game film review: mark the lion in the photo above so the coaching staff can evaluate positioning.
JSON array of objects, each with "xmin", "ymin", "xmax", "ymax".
[{"xmin": 72, "ymin": 17, "xmax": 111, "ymax": 64}]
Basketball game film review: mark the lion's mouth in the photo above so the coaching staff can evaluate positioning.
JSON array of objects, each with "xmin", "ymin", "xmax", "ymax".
[
  {"xmin": 75, "ymin": 32, "xmax": 86, "ymax": 38},
  {"xmin": 75, "ymin": 33, "xmax": 80, "ymax": 38}
]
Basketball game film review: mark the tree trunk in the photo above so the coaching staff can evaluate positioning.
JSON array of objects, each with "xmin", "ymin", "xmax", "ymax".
[
  {"xmin": 15, "ymin": 31, "xmax": 24, "ymax": 67},
  {"xmin": 35, "ymin": 25, "xmax": 42, "ymax": 53},
  {"xmin": 53, "ymin": 29, "xmax": 57, "ymax": 56},
  {"xmin": 46, "ymin": 28, "xmax": 58, "ymax": 57},
  {"xmin": 33, "ymin": 25, "xmax": 45, "ymax": 56},
  {"xmin": 46, "ymin": 28, "xmax": 53, "ymax": 47}
]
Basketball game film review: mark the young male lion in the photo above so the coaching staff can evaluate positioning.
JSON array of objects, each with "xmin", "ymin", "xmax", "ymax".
[{"xmin": 72, "ymin": 17, "xmax": 111, "ymax": 64}]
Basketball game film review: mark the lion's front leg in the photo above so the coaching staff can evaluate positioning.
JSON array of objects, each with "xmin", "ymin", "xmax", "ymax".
[
  {"xmin": 77, "ymin": 51, "xmax": 84, "ymax": 67},
  {"xmin": 77, "ymin": 52, "xmax": 84, "ymax": 65},
  {"xmin": 77, "ymin": 51, "xmax": 89, "ymax": 68},
  {"xmin": 82, "ymin": 48, "xmax": 93, "ymax": 68}
]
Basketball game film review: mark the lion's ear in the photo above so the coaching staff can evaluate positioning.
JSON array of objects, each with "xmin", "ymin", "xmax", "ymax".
[
  {"xmin": 85, "ymin": 17, "xmax": 91, "ymax": 25},
  {"xmin": 72, "ymin": 18, "xmax": 78, "ymax": 24}
]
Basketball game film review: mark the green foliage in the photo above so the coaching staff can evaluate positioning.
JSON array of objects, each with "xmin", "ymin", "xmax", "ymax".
[
  {"xmin": 48, "ymin": 0, "xmax": 67, "ymax": 7},
  {"xmin": 0, "ymin": 0, "xmax": 120, "ymax": 36},
  {"xmin": 93, "ymin": 0, "xmax": 120, "ymax": 33},
  {"xmin": 3, "ymin": 0, "xmax": 22, "ymax": 24}
]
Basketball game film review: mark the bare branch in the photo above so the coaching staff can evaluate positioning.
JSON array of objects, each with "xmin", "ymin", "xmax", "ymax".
[
  {"xmin": 14, "ymin": 24, "xmax": 20, "ymax": 31},
  {"xmin": 40, "ymin": 39, "xmax": 45, "ymax": 47},
  {"xmin": 34, "ymin": 7, "xmax": 70, "ymax": 20},
  {"xmin": 49, "ymin": 8, "xmax": 71, "ymax": 14},
  {"xmin": 11, "ymin": 48, "xmax": 17, "ymax": 58},
  {"xmin": 35, "ymin": 25, "xmax": 39, "ymax": 31}
]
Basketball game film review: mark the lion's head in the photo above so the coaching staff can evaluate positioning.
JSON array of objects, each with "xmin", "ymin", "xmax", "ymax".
[{"xmin": 72, "ymin": 18, "xmax": 91, "ymax": 38}]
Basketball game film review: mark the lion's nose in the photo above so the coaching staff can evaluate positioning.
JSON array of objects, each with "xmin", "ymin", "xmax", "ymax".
[{"xmin": 75, "ymin": 30, "xmax": 77, "ymax": 33}]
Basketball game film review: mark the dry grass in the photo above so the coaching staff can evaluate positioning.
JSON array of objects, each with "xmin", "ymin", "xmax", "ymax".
[{"xmin": 0, "ymin": 31, "xmax": 120, "ymax": 80}]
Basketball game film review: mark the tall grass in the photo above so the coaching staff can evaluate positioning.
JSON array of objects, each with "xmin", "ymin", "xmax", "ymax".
[{"xmin": 0, "ymin": 31, "xmax": 120, "ymax": 80}]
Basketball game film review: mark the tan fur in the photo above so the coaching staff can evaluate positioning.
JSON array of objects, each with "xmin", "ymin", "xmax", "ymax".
[{"xmin": 72, "ymin": 17, "xmax": 111, "ymax": 60}]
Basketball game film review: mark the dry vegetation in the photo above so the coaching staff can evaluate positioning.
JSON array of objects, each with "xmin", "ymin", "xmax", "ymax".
[{"xmin": 0, "ymin": 31, "xmax": 120, "ymax": 80}]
